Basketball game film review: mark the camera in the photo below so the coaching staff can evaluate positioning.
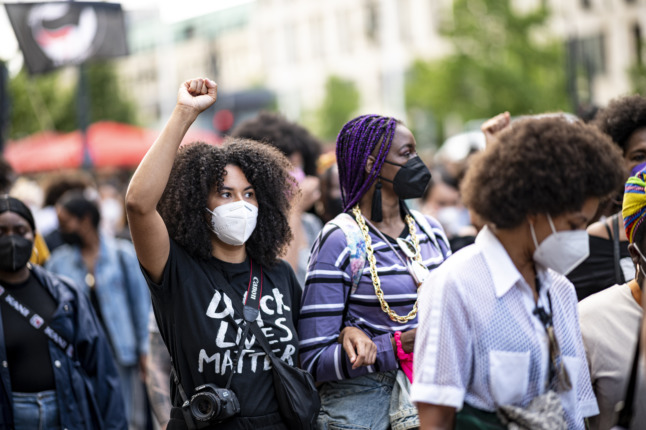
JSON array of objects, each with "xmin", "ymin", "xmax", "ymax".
[{"xmin": 183, "ymin": 383, "xmax": 240, "ymax": 428}]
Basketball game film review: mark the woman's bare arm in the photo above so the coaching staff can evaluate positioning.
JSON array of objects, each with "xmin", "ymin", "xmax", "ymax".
[
  {"xmin": 417, "ymin": 403, "xmax": 456, "ymax": 430},
  {"xmin": 125, "ymin": 78, "xmax": 217, "ymax": 282}
]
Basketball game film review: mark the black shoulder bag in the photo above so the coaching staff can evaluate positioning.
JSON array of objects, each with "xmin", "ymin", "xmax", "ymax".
[
  {"xmin": 607, "ymin": 214, "xmax": 626, "ymax": 285},
  {"xmin": 611, "ymin": 324, "xmax": 642, "ymax": 430},
  {"xmin": 209, "ymin": 259, "xmax": 320, "ymax": 430}
]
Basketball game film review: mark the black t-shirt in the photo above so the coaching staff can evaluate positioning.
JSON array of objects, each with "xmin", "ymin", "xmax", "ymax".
[
  {"xmin": 143, "ymin": 239, "xmax": 302, "ymax": 418},
  {"xmin": 567, "ymin": 235, "xmax": 631, "ymax": 301},
  {"xmin": 1, "ymin": 272, "xmax": 57, "ymax": 392}
]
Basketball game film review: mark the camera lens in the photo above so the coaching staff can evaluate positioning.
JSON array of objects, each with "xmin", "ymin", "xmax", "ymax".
[{"xmin": 190, "ymin": 392, "xmax": 220, "ymax": 421}]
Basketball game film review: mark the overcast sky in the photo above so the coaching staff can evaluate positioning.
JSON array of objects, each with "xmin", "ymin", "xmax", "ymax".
[{"xmin": 0, "ymin": 0, "xmax": 254, "ymax": 71}]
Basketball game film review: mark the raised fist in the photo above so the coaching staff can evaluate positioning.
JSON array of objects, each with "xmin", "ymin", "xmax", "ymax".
[{"xmin": 177, "ymin": 78, "xmax": 218, "ymax": 114}]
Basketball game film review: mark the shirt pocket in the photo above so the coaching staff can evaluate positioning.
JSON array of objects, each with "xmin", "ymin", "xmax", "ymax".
[{"xmin": 489, "ymin": 350, "xmax": 530, "ymax": 406}]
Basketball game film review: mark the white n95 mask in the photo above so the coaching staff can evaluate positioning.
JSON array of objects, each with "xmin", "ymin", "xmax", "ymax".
[
  {"xmin": 530, "ymin": 214, "xmax": 589, "ymax": 275},
  {"xmin": 205, "ymin": 201, "xmax": 258, "ymax": 246}
]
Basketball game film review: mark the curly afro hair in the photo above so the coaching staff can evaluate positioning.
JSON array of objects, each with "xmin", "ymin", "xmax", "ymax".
[
  {"xmin": 158, "ymin": 138, "xmax": 297, "ymax": 267},
  {"xmin": 594, "ymin": 95, "xmax": 646, "ymax": 152},
  {"xmin": 231, "ymin": 111, "xmax": 322, "ymax": 176},
  {"xmin": 461, "ymin": 117, "xmax": 625, "ymax": 229}
]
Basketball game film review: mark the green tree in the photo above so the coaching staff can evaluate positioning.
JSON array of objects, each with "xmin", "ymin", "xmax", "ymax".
[
  {"xmin": 630, "ymin": 63, "xmax": 646, "ymax": 95},
  {"xmin": 86, "ymin": 61, "xmax": 137, "ymax": 125},
  {"xmin": 8, "ymin": 68, "xmax": 76, "ymax": 139},
  {"xmin": 406, "ymin": 0, "xmax": 570, "ymax": 142},
  {"xmin": 8, "ymin": 60, "xmax": 136, "ymax": 140},
  {"xmin": 316, "ymin": 76, "xmax": 360, "ymax": 141}
]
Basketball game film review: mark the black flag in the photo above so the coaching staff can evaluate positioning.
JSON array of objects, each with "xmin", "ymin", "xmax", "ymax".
[{"xmin": 5, "ymin": 2, "xmax": 128, "ymax": 74}]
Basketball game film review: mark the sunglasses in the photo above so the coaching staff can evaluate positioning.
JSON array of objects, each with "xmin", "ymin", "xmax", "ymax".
[
  {"xmin": 397, "ymin": 237, "xmax": 430, "ymax": 285},
  {"xmin": 397, "ymin": 237, "xmax": 418, "ymax": 259}
]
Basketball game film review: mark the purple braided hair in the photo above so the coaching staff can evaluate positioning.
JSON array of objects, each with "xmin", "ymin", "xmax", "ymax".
[{"xmin": 336, "ymin": 114, "xmax": 399, "ymax": 211}]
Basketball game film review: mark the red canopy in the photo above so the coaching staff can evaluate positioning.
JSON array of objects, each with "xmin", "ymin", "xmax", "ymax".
[{"xmin": 4, "ymin": 121, "xmax": 221, "ymax": 173}]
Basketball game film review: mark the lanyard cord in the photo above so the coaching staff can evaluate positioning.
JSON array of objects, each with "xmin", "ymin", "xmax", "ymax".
[
  {"xmin": 226, "ymin": 259, "xmax": 263, "ymax": 389},
  {"xmin": 532, "ymin": 276, "xmax": 572, "ymax": 392}
]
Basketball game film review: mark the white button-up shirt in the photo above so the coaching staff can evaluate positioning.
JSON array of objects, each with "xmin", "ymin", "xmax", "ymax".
[{"xmin": 411, "ymin": 226, "xmax": 598, "ymax": 429}]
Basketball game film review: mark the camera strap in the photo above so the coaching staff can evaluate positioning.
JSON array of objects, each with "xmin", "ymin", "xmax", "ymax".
[
  {"xmin": 224, "ymin": 258, "xmax": 263, "ymax": 389},
  {"xmin": 169, "ymin": 362, "xmax": 199, "ymax": 430},
  {"xmin": 212, "ymin": 262, "xmax": 284, "ymax": 364}
]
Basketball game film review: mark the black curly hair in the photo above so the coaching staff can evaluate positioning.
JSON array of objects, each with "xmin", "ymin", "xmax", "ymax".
[
  {"xmin": 462, "ymin": 117, "xmax": 625, "ymax": 229},
  {"xmin": 158, "ymin": 138, "xmax": 297, "ymax": 267},
  {"xmin": 43, "ymin": 171, "xmax": 95, "ymax": 207},
  {"xmin": 594, "ymin": 95, "xmax": 646, "ymax": 152},
  {"xmin": 231, "ymin": 111, "xmax": 322, "ymax": 176}
]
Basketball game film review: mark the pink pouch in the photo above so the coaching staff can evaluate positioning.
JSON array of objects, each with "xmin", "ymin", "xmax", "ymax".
[{"xmin": 394, "ymin": 331, "xmax": 414, "ymax": 383}]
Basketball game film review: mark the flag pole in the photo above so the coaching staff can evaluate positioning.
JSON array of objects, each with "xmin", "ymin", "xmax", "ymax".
[{"xmin": 78, "ymin": 63, "xmax": 92, "ymax": 169}]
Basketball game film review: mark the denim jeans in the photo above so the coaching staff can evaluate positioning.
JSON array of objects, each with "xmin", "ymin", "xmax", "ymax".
[
  {"xmin": 12, "ymin": 390, "xmax": 61, "ymax": 430},
  {"xmin": 116, "ymin": 362, "xmax": 149, "ymax": 429},
  {"xmin": 316, "ymin": 370, "xmax": 419, "ymax": 430}
]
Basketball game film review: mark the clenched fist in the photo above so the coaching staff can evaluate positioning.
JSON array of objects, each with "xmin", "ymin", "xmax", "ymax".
[{"xmin": 177, "ymin": 78, "xmax": 218, "ymax": 114}]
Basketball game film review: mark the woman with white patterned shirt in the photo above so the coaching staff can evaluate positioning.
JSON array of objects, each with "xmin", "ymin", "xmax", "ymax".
[{"xmin": 411, "ymin": 117, "xmax": 625, "ymax": 429}]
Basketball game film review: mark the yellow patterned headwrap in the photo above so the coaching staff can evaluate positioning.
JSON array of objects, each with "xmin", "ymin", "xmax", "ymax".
[{"xmin": 623, "ymin": 168, "xmax": 646, "ymax": 243}]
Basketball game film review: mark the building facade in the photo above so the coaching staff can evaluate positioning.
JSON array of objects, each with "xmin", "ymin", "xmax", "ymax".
[{"xmin": 116, "ymin": 0, "xmax": 646, "ymax": 132}]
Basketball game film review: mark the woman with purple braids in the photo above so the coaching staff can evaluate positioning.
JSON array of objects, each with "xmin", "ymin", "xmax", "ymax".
[{"xmin": 298, "ymin": 115, "xmax": 451, "ymax": 429}]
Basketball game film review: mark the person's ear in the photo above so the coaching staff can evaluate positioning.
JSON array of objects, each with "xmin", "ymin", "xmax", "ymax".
[
  {"xmin": 365, "ymin": 155, "xmax": 376, "ymax": 175},
  {"xmin": 526, "ymin": 214, "xmax": 541, "ymax": 236},
  {"xmin": 629, "ymin": 243, "xmax": 641, "ymax": 269}
]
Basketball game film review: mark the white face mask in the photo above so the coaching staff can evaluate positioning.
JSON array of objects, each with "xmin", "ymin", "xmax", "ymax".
[
  {"xmin": 436, "ymin": 206, "xmax": 471, "ymax": 237},
  {"xmin": 530, "ymin": 214, "xmax": 589, "ymax": 275},
  {"xmin": 205, "ymin": 201, "xmax": 258, "ymax": 246}
]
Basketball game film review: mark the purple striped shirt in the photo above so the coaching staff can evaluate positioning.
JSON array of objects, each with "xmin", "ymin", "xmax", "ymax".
[{"xmin": 298, "ymin": 215, "xmax": 450, "ymax": 382}]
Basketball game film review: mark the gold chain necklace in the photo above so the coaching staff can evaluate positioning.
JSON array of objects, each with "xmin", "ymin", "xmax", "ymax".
[{"xmin": 352, "ymin": 205, "xmax": 423, "ymax": 323}]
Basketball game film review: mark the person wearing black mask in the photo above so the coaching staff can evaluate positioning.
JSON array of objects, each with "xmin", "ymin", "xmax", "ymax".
[
  {"xmin": 45, "ymin": 190, "xmax": 151, "ymax": 430},
  {"xmin": 299, "ymin": 115, "xmax": 452, "ymax": 429},
  {"xmin": 0, "ymin": 195, "xmax": 126, "ymax": 429}
]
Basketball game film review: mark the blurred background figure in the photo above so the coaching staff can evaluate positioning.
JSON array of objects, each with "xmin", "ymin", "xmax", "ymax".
[
  {"xmin": 231, "ymin": 111, "xmax": 323, "ymax": 286},
  {"xmin": 38, "ymin": 172, "xmax": 95, "ymax": 252},
  {"xmin": 579, "ymin": 168, "xmax": 646, "ymax": 430},
  {"xmin": 568, "ymin": 95, "xmax": 646, "ymax": 301},
  {"xmin": 98, "ymin": 181, "xmax": 129, "ymax": 239},
  {"xmin": 145, "ymin": 311, "xmax": 171, "ymax": 430},
  {"xmin": 418, "ymin": 165, "xmax": 476, "ymax": 252},
  {"xmin": 315, "ymin": 152, "xmax": 343, "ymax": 225},
  {"xmin": 45, "ymin": 190, "xmax": 151, "ymax": 430},
  {"xmin": 0, "ymin": 158, "xmax": 15, "ymax": 195}
]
